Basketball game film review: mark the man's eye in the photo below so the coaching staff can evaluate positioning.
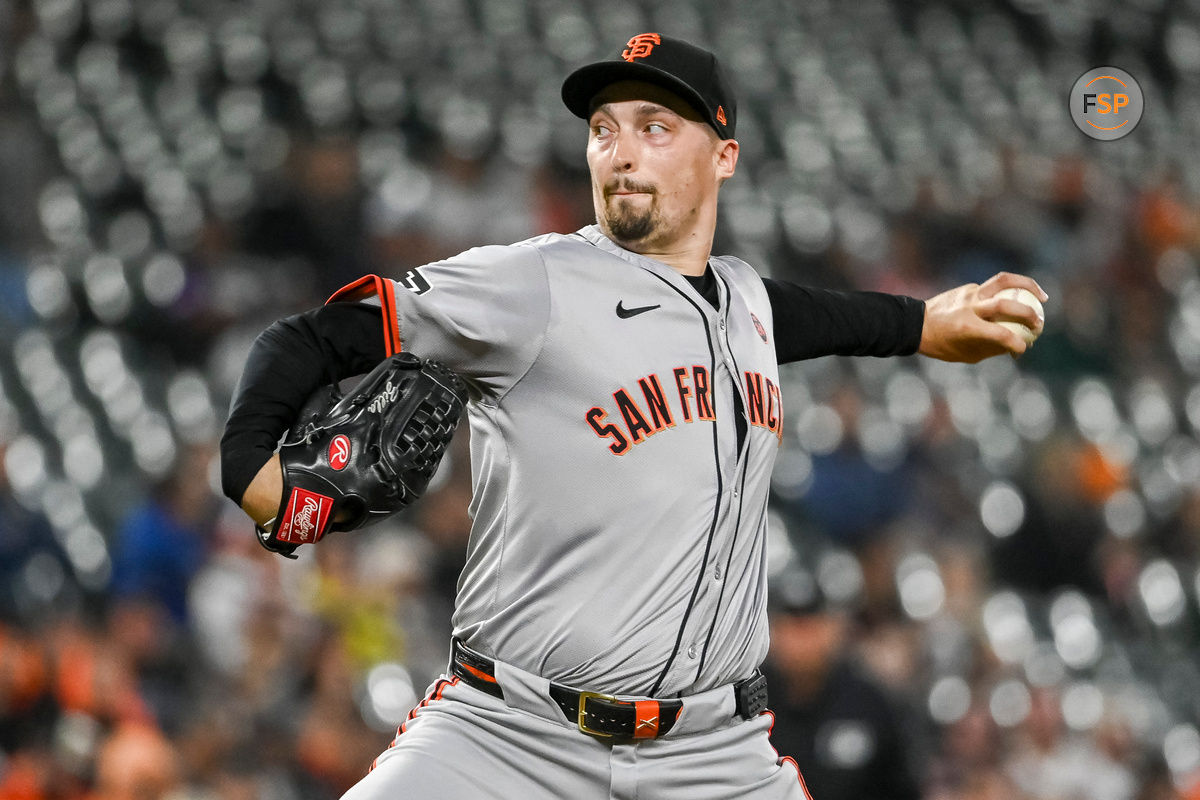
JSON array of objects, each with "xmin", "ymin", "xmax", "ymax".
[
  {"xmin": 647, "ymin": 123, "xmax": 666, "ymax": 134},
  {"xmin": 593, "ymin": 124, "xmax": 611, "ymax": 137}
]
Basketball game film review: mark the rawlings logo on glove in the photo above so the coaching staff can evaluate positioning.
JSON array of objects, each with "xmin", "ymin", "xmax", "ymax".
[
  {"xmin": 328, "ymin": 435, "xmax": 351, "ymax": 470},
  {"xmin": 275, "ymin": 488, "xmax": 333, "ymax": 544},
  {"xmin": 256, "ymin": 353, "xmax": 468, "ymax": 558}
]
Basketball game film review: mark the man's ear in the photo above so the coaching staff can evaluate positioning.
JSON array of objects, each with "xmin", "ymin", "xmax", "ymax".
[{"xmin": 716, "ymin": 138, "xmax": 739, "ymax": 182}]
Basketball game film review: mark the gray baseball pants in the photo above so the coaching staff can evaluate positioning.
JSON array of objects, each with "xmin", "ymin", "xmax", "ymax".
[{"xmin": 341, "ymin": 657, "xmax": 812, "ymax": 799}]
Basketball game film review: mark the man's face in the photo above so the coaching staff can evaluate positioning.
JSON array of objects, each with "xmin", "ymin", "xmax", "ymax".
[{"xmin": 585, "ymin": 81, "xmax": 736, "ymax": 252}]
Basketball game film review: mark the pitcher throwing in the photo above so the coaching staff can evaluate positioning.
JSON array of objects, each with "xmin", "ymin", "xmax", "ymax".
[{"xmin": 221, "ymin": 33, "xmax": 1046, "ymax": 799}]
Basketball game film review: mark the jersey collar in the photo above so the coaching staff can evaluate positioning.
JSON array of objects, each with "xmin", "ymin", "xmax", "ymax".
[{"xmin": 575, "ymin": 225, "xmax": 724, "ymax": 314}]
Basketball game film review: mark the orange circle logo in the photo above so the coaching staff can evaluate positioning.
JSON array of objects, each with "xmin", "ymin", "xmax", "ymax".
[{"xmin": 1069, "ymin": 67, "xmax": 1143, "ymax": 141}]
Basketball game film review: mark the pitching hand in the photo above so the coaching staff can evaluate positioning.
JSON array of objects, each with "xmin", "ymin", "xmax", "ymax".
[{"xmin": 918, "ymin": 272, "xmax": 1048, "ymax": 363}]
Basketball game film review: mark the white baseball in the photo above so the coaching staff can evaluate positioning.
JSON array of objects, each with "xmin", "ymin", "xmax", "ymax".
[{"xmin": 994, "ymin": 287, "xmax": 1044, "ymax": 347}]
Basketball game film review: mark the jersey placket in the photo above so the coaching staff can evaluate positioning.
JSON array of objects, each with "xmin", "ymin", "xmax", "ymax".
[
  {"xmin": 638, "ymin": 270, "xmax": 728, "ymax": 697},
  {"xmin": 691, "ymin": 268, "xmax": 753, "ymax": 676},
  {"xmin": 658, "ymin": 273, "xmax": 753, "ymax": 693},
  {"xmin": 692, "ymin": 271, "xmax": 756, "ymax": 686}
]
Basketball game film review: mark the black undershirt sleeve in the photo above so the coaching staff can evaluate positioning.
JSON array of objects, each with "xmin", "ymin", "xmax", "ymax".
[
  {"xmin": 219, "ymin": 302, "xmax": 387, "ymax": 506},
  {"xmin": 762, "ymin": 278, "xmax": 925, "ymax": 364}
]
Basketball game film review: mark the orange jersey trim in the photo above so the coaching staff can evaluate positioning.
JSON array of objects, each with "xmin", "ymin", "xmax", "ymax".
[
  {"xmin": 371, "ymin": 676, "xmax": 460, "ymax": 772},
  {"xmin": 327, "ymin": 274, "xmax": 402, "ymax": 356},
  {"xmin": 763, "ymin": 710, "xmax": 813, "ymax": 799}
]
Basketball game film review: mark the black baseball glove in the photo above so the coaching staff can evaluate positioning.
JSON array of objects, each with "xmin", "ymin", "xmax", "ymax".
[{"xmin": 256, "ymin": 352, "xmax": 468, "ymax": 558}]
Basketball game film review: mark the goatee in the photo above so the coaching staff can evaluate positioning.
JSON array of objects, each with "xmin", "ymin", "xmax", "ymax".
[
  {"xmin": 602, "ymin": 178, "xmax": 659, "ymax": 243},
  {"xmin": 606, "ymin": 201, "xmax": 656, "ymax": 242}
]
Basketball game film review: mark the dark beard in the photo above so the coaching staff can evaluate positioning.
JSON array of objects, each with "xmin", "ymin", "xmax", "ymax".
[{"xmin": 605, "ymin": 199, "xmax": 656, "ymax": 242}]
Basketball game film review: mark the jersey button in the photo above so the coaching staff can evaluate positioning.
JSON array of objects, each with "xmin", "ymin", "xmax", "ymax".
[
  {"xmin": 713, "ymin": 565, "xmax": 723, "ymax": 580},
  {"xmin": 687, "ymin": 645, "xmax": 698, "ymax": 659},
  {"xmin": 718, "ymin": 320, "xmax": 726, "ymax": 330}
]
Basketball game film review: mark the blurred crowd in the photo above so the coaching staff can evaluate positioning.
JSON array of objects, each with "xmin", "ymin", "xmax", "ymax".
[{"xmin": 4, "ymin": 0, "xmax": 1200, "ymax": 798}]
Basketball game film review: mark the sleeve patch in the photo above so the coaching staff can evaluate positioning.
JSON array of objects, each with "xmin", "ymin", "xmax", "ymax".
[{"xmin": 397, "ymin": 267, "xmax": 431, "ymax": 295}]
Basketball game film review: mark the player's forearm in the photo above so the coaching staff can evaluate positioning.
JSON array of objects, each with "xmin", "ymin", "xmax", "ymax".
[
  {"xmin": 240, "ymin": 454, "xmax": 283, "ymax": 526},
  {"xmin": 763, "ymin": 279, "xmax": 925, "ymax": 363},
  {"xmin": 220, "ymin": 320, "xmax": 325, "ymax": 505}
]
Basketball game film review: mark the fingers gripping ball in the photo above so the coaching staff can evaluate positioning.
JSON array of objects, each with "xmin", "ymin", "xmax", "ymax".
[
  {"xmin": 257, "ymin": 353, "xmax": 468, "ymax": 558},
  {"xmin": 995, "ymin": 287, "xmax": 1045, "ymax": 348}
]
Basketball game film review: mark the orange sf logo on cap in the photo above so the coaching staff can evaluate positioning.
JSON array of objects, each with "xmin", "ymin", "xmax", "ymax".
[
  {"xmin": 716, "ymin": 106, "xmax": 727, "ymax": 126},
  {"xmin": 623, "ymin": 33, "xmax": 661, "ymax": 61}
]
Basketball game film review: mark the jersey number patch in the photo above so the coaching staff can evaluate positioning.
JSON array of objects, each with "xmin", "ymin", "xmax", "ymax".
[{"xmin": 398, "ymin": 267, "xmax": 431, "ymax": 295}]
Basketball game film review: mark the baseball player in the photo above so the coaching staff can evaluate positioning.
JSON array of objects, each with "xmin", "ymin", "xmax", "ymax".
[{"xmin": 220, "ymin": 34, "xmax": 1046, "ymax": 799}]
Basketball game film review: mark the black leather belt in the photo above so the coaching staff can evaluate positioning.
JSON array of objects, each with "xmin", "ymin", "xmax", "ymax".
[{"xmin": 450, "ymin": 639, "xmax": 768, "ymax": 740}]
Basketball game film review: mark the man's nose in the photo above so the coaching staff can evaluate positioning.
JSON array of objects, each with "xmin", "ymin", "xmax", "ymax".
[{"xmin": 610, "ymin": 130, "xmax": 636, "ymax": 173}]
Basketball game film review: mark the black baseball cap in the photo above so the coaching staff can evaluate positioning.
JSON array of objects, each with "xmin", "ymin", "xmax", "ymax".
[{"xmin": 561, "ymin": 33, "xmax": 737, "ymax": 139}]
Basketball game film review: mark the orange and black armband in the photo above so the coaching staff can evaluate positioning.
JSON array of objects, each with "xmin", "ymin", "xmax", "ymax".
[{"xmin": 327, "ymin": 274, "xmax": 402, "ymax": 356}]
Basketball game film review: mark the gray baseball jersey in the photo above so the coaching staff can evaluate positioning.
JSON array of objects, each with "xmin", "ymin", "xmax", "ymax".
[{"xmin": 381, "ymin": 224, "xmax": 784, "ymax": 698}]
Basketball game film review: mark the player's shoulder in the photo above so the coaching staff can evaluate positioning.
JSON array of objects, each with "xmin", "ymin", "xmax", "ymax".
[
  {"xmin": 710, "ymin": 253, "xmax": 761, "ymax": 278},
  {"xmin": 711, "ymin": 253, "xmax": 768, "ymax": 295},
  {"xmin": 511, "ymin": 231, "xmax": 581, "ymax": 249},
  {"xmin": 509, "ymin": 230, "xmax": 594, "ymax": 260},
  {"xmin": 710, "ymin": 254, "xmax": 774, "ymax": 319},
  {"xmin": 446, "ymin": 232, "xmax": 582, "ymax": 268}
]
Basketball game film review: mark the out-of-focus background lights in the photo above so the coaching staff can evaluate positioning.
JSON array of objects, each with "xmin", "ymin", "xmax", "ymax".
[{"xmin": 3, "ymin": 0, "xmax": 1200, "ymax": 796}]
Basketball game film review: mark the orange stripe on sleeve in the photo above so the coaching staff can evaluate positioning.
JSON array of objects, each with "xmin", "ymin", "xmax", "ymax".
[
  {"xmin": 327, "ymin": 274, "xmax": 402, "ymax": 357},
  {"xmin": 381, "ymin": 278, "xmax": 401, "ymax": 354},
  {"xmin": 326, "ymin": 274, "xmax": 379, "ymax": 304}
]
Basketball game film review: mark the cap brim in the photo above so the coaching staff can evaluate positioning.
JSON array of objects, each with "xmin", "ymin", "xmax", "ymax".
[{"xmin": 561, "ymin": 60, "xmax": 714, "ymax": 129}]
